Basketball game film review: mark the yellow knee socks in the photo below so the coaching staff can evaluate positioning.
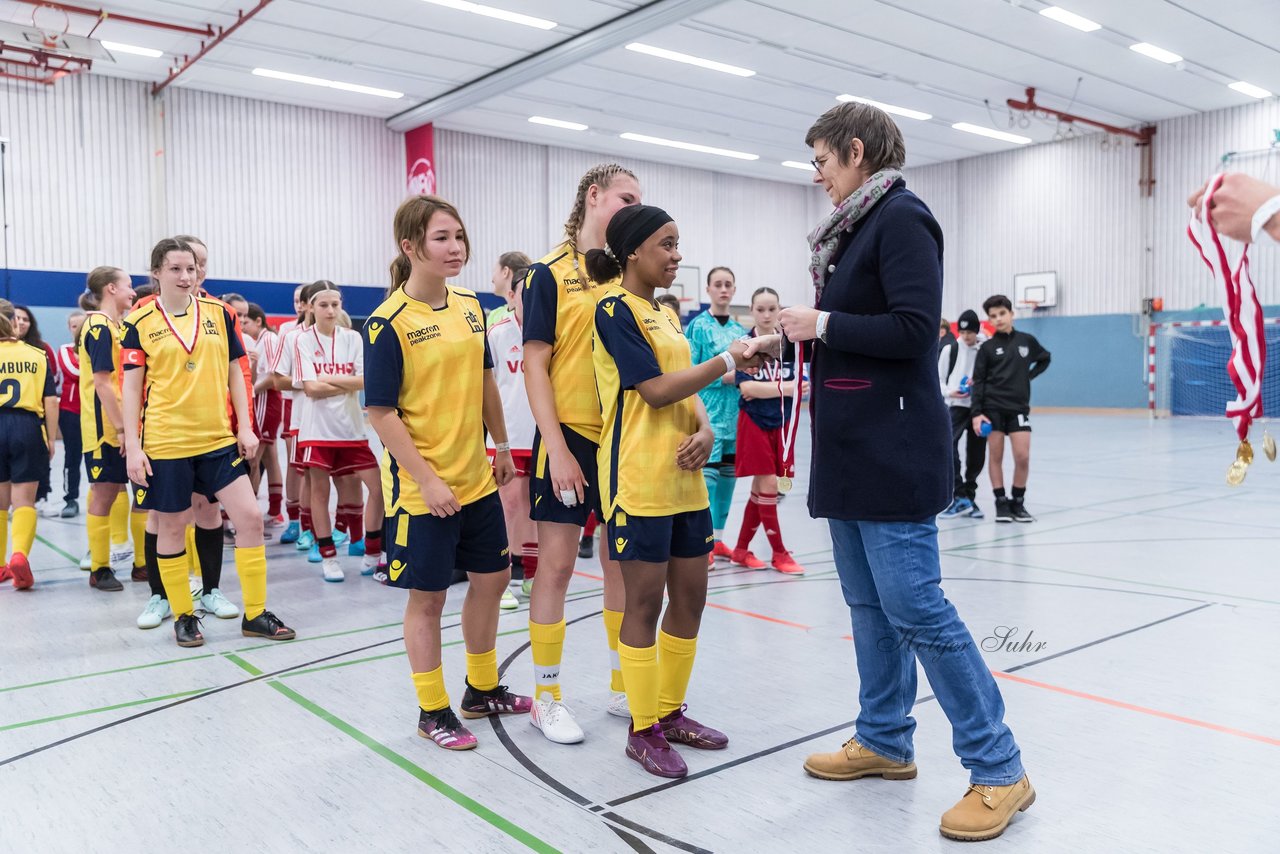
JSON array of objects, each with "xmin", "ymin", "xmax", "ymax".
[
  {"xmin": 412, "ymin": 666, "xmax": 449, "ymax": 712},
  {"xmin": 11, "ymin": 506, "xmax": 36, "ymax": 556},
  {"xmin": 109, "ymin": 491, "xmax": 129, "ymax": 546},
  {"xmin": 465, "ymin": 648, "xmax": 499, "ymax": 692},
  {"xmin": 130, "ymin": 511, "xmax": 148, "ymax": 570},
  {"xmin": 158, "ymin": 552, "xmax": 194, "ymax": 616},
  {"xmin": 658, "ymin": 631, "xmax": 698, "ymax": 717},
  {"xmin": 603, "ymin": 608, "xmax": 625, "ymax": 693},
  {"xmin": 529, "ymin": 619, "xmax": 565, "ymax": 701},
  {"xmin": 234, "ymin": 544, "xmax": 267, "ymax": 621},
  {"xmin": 87, "ymin": 513, "xmax": 111, "ymax": 569},
  {"xmin": 618, "ymin": 641, "xmax": 659, "ymax": 731}
]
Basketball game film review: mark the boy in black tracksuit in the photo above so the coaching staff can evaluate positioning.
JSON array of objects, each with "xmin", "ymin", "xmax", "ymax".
[{"xmin": 970, "ymin": 294, "xmax": 1051, "ymax": 523}]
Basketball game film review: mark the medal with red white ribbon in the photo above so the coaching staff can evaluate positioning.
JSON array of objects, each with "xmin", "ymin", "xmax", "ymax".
[
  {"xmin": 776, "ymin": 339, "xmax": 803, "ymax": 494},
  {"xmin": 1187, "ymin": 173, "xmax": 1269, "ymax": 484},
  {"xmin": 156, "ymin": 294, "xmax": 201, "ymax": 373}
]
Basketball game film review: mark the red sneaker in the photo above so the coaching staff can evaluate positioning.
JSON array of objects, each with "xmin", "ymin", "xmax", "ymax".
[
  {"xmin": 0, "ymin": 563, "xmax": 11, "ymax": 583},
  {"xmin": 771, "ymin": 551, "xmax": 806, "ymax": 575},
  {"xmin": 730, "ymin": 548, "xmax": 767, "ymax": 569},
  {"xmin": 9, "ymin": 552, "xmax": 33, "ymax": 589},
  {"xmin": 712, "ymin": 541, "xmax": 733, "ymax": 560}
]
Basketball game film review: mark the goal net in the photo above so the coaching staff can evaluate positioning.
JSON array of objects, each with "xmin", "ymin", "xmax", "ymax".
[{"xmin": 1149, "ymin": 318, "xmax": 1280, "ymax": 417}]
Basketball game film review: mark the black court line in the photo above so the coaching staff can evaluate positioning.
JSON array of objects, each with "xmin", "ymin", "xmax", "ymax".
[{"xmin": 604, "ymin": 601, "xmax": 1213, "ymax": 808}]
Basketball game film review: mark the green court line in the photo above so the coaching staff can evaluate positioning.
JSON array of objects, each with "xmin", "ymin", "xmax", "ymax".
[
  {"xmin": 278, "ymin": 625, "xmax": 532, "ymax": 680},
  {"xmin": 0, "ymin": 688, "xmax": 209, "ymax": 732},
  {"xmin": 220, "ymin": 654, "xmax": 557, "ymax": 853},
  {"xmin": 0, "ymin": 653, "xmax": 219, "ymax": 694},
  {"xmin": 34, "ymin": 534, "xmax": 78, "ymax": 563}
]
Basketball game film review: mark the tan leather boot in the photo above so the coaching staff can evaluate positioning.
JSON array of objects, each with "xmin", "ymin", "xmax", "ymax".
[
  {"xmin": 803, "ymin": 737, "xmax": 917, "ymax": 781},
  {"xmin": 939, "ymin": 775, "xmax": 1035, "ymax": 841}
]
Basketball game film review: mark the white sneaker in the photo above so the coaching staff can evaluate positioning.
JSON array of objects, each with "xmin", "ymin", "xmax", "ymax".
[
  {"xmin": 264, "ymin": 513, "xmax": 286, "ymax": 530},
  {"xmin": 322, "ymin": 557, "xmax": 345, "ymax": 583},
  {"xmin": 35, "ymin": 499, "xmax": 59, "ymax": 518},
  {"xmin": 361, "ymin": 553, "xmax": 381, "ymax": 576},
  {"xmin": 529, "ymin": 695, "xmax": 585, "ymax": 744},
  {"xmin": 136, "ymin": 595, "xmax": 171, "ymax": 629},
  {"xmin": 109, "ymin": 543, "xmax": 134, "ymax": 572},
  {"xmin": 199, "ymin": 588, "xmax": 240, "ymax": 619},
  {"xmin": 500, "ymin": 588, "xmax": 519, "ymax": 611},
  {"xmin": 607, "ymin": 691, "xmax": 631, "ymax": 719},
  {"xmin": 79, "ymin": 549, "xmax": 92, "ymax": 571}
]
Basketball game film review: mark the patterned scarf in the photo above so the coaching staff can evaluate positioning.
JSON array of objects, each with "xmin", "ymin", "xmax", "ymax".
[{"xmin": 807, "ymin": 169, "xmax": 903, "ymax": 304}]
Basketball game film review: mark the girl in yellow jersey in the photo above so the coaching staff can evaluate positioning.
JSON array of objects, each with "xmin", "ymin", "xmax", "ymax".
[
  {"xmin": 0, "ymin": 300, "xmax": 58, "ymax": 590},
  {"xmin": 121, "ymin": 238, "xmax": 295, "ymax": 649},
  {"xmin": 365, "ymin": 195, "xmax": 532, "ymax": 751},
  {"xmin": 587, "ymin": 205, "xmax": 759, "ymax": 779},
  {"xmin": 77, "ymin": 266, "xmax": 139, "ymax": 595},
  {"xmin": 523, "ymin": 163, "xmax": 641, "ymax": 743}
]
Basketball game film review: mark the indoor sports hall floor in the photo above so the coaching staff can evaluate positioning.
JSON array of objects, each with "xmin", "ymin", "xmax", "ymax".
[{"xmin": 3, "ymin": 413, "xmax": 1278, "ymax": 853}]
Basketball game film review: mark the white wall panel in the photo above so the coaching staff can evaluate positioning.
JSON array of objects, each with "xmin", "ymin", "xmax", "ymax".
[{"xmin": 0, "ymin": 75, "xmax": 151, "ymax": 273}]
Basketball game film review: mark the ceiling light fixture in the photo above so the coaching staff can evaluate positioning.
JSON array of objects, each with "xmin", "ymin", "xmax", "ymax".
[
  {"xmin": 951, "ymin": 122, "xmax": 1032, "ymax": 144},
  {"xmin": 252, "ymin": 68, "xmax": 404, "ymax": 99},
  {"xmin": 100, "ymin": 40, "xmax": 163, "ymax": 58},
  {"xmin": 1129, "ymin": 42, "xmax": 1182, "ymax": 64},
  {"xmin": 1228, "ymin": 81, "xmax": 1272, "ymax": 99},
  {"xmin": 620, "ymin": 132, "xmax": 758, "ymax": 160},
  {"xmin": 1037, "ymin": 6, "xmax": 1102, "ymax": 32},
  {"xmin": 836, "ymin": 94, "xmax": 932, "ymax": 121},
  {"xmin": 781, "ymin": 160, "xmax": 816, "ymax": 171},
  {"xmin": 625, "ymin": 43, "xmax": 755, "ymax": 77},
  {"xmin": 419, "ymin": 0, "xmax": 556, "ymax": 30},
  {"xmin": 529, "ymin": 116, "xmax": 588, "ymax": 131}
]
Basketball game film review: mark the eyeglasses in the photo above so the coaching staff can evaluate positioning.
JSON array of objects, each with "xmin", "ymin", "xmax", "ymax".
[{"xmin": 810, "ymin": 154, "xmax": 829, "ymax": 173}]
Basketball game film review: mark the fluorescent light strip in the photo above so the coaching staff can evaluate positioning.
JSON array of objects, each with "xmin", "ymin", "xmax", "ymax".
[
  {"xmin": 529, "ymin": 116, "xmax": 588, "ymax": 131},
  {"xmin": 100, "ymin": 40, "xmax": 163, "ymax": 58},
  {"xmin": 836, "ymin": 94, "xmax": 931, "ymax": 121},
  {"xmin": 781, "ymin": 160, "xmax": 816, "ymax": 171},
  {"xmin": 951, "ymin": 122, "xmax": 1032, "ymax": 145},
  {"xmin": 1038, "ymin": 6, "xmax": 1101, "ymax": 32},
  {"xmin": 420, "ymin": 0, "xmax": 555, "ymax": 30},
  {"xmin": 625, "ymin": 43, "xmax": 755, "ymax": 77},
  {"xmin": 252, "ymin": 68, "xmax": 403, "ymax": 99},
  {"xmin": 620, "ymin": 132, "xmax": 758, "ymax": 161},
  {"xmin": 1229, "ymin": 81, "xmax": 1272, "ymax": 99},
  {"xmin": 1129, "ymin": 42, "xmax": 1182, "ymax": 64}
]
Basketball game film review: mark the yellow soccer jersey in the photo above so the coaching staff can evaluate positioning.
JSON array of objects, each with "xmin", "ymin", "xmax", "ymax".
[
  {"xmin": 120, "ymin": 295, "xmax": 244, "ymax": 460},
  {"xmin": 78, "ymin": 312, "xmax": 123, "ymax": 453},
  {"xmin": 593, "ymin": 287, "xmax": 709, "ymax": 518},
  {"xmin": 522, "ymin": 241, "xmax": 621, "ymax": 443},
  {"xmin": 364, "ymin": 285, "xmax": 496, "ymax": 515},
  {"xmin": 0, "ymin": 339, "xmax": 55, "ymax": 417}
]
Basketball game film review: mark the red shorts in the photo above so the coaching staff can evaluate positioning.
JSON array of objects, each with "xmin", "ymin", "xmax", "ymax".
[
  {"xmin": 734, "ymin": 411, "xmax": 794, "ymax": 478},
  {"xmin": 488, "ymin": 449, "xmax": 532, "ymax": 478},
  {"xmin": 283, "ymin": 398, "xmax": 295, "ymax": 439},
  {"xmin": 255, "ymin": 390, "xmax": 283, "ymax": 442},
  {"xmin": 299, "ymin": 442, "xmax": 378, "ymax": 477}
]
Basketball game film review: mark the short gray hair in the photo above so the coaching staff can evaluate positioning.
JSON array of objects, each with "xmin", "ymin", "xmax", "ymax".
[{"xmin": 805, "ymin": 102, "xmax": 906, "ymax": 173}]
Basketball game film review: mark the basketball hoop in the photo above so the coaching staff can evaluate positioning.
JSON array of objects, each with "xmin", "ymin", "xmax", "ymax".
[
  {"xmin": 1020, "ymin": 301, "xmax": 1041, "ymax": 313},
  {"xmin": 31, "ymin": 3, "xmax": 70, "ymax": 49}
]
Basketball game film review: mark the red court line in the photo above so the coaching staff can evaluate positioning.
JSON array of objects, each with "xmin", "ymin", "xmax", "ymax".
[
  {"xmin": 993, "ymin": 671, "xmax": 1280, "ymax": 747},
  {"xmin": 705, "ymin": 602, "xmax": 812, "ymax": 630},
  {"xmin": 572, "ymin": 570, "xmax": 604, "ymax": 581}
]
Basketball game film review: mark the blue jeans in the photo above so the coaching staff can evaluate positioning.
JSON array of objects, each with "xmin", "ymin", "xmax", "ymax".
[{"xmin": 829, "ymin": 517, "xmax": 1024, "ymax": 786}]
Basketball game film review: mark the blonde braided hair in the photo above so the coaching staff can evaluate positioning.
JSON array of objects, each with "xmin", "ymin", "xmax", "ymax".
[{"xmin": 563, "ymin": 164, "xmax": 637, "ymax": 245}]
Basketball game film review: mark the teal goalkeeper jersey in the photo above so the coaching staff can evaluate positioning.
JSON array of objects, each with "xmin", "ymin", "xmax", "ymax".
[{"xmin": 685, "ymin": 309, "xmax": 747, "ymax": 446}]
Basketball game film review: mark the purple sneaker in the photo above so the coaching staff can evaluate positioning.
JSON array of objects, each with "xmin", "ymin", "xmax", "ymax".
[
  {"xmin": 659, "ymin": 704, "xmax": 728, "ymax": 750},
  {"xmin": 417, "ymin": 707, "xmax": 477, "ymax": 751},
  {"xmin": 626, "ymin": 723, "xmax": 688, "ymax": 778},
  {"xmin": 459, "ymin": 680, "xmax": 534, "ymax": 719}
]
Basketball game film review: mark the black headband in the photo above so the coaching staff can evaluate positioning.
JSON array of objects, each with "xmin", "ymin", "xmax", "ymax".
[{"xmin": 605, "ymin": 205, "xmax": 674, "ymax": 263}]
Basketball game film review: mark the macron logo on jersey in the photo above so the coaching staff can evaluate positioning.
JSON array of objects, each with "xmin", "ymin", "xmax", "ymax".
[
  {"xmin": 602, "ymin": 299, "xmax": 617, "ymax": 318},
  {"xmin": 366, "ymin": 320, "xmax": 384, "ymax": 344}
]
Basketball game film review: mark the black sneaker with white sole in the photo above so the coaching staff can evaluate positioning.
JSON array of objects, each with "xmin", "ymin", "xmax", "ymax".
[
  {"xmin": 90, "ymin": 567, "xmax": 123, "ymax": 591},
  {"xmin": 175, "ymin": 613, "xmax": 204, "ymax": 647},
  {"xmin": 241, "ymin": 609, "xmax": 296, "ymax": 641},
  {"xmin": 1010, "ymin": 499, "xmax": 1035, "ymax": 523},
  {"xmin": 994, "ymin": 497, "xmax": 1013, "ymax": 523}
]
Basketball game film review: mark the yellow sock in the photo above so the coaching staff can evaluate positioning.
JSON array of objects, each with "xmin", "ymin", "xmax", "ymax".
[
  {"xmin": 603, "ymin": 608, "xmax": 625, "ymax": 693},
  {"xmin": 234, "ymin": 544, "xmax": 267, "ymax": 621},
  {"xmin": 11, "ymin": 506, "xmax": 36, "ymax": 556},
  {"xmin": 466, "ymin": 648, "xmax": 499, "ymax": 692},
  {"xmin": 130, "ymin": 511, "xmax": 148, "ymax": 569},
  {"xmin": 109, "ymin": 491, "xmax": 129, "ymax": 545},
  {"xmin": 185, "ymin": 525, "xmax": 199, "ymax": 577},
  {"xmin": 529, "ymin": 619, "xmax": 565, "ymax": 701},
  {"xmin": 618, "ymin": 641, "xmax": 659, "ymax": 731},
  {"xmin": 411, "ymin": 666, "xmax": 450, "ymax": 712},
  {"xmin": 0, "ymin": 508, "xmax": 8, "ymax": 558},
  {"xmin": 658, "ymin": 631, "xmax": 698, "ymax": 717},
  {"xmin": 87, "ymin": 513, "xmax": 112, "ymax": 569},
  {"xmin": 158, "ymin": 552, "xmax": 195, "ymax": 616}
]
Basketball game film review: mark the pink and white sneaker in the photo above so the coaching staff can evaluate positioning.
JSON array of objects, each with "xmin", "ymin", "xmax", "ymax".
[
  {"xmin": 417, "ymin": 707, "xmax": 477, "ymax": 750},
  {"xmin": 459, "ymin": 680, "xmax": 533, "ymax": 719}
]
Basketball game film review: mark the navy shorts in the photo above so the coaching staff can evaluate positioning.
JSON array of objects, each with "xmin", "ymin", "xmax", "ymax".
[
  {"xmin": 384, "ymin": 491, "xmax": 509, "ymax": 592},
  {"xmin": 132, "ymin": 443, "xmax": 246, "ymax": 513},
  {"xmin": 529, "ymin": 424, "xmax": 602, "ymax": 527},
  {"xmin": 987, "ymin": 410, "xmax": 1031, "ymax": 434},
  {"xmin": 606, "ymin": 507, "xmax": 714, "ymax": 563},
  {"xmin": 84, "ymin": 445, "xmax": 128, "ymax": 485},
  {"xmin": 0, "ymin": 411, "xmax": 48, "ymax": 484}
]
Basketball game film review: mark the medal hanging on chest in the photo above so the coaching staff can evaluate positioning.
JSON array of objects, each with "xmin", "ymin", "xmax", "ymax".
[
  {"xmin": 776, "ymin": 339, "xmax": 803, "ymax": 494},
  {"xmin": 157, "ymin": 295, "xmax": 202, "ymax": 373}
]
